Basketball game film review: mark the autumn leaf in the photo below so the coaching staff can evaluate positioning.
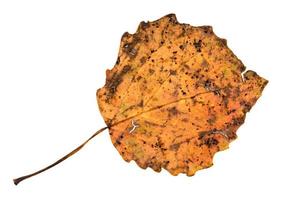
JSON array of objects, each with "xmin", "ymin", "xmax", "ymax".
[
  {"xmin": 14, "ymin": 13, "xmax": 268, "ymax": 185},
  {"xmin": 96, "ymin": 13, "xmax": 268, "ymax": 176}
]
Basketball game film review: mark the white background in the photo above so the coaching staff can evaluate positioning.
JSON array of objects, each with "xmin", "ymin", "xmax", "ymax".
[{"xmin": 0, "ymin": 0, "xmax": 283, "ymax": 199}]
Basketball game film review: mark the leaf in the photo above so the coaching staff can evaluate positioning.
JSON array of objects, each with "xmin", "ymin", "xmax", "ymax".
[
  {"xmin": 13, "ymin": 14, "xmax": 268, "ymax": 185},
  {"xmin": 96, "ymin": 14, "xmax": 268, "ymax": 176}
]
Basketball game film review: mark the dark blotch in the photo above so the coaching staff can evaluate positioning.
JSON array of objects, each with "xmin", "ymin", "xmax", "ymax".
[
  {"xmin": 169, "ymin": 69, "xmax": 177, "ymax": 75},
  {"xmin": 204, "ymin": 137, "xmax": 219, "ymax": 147},
  {"xmin": 140, "ymin": 56, "xmax": 147, "ymax": 64},
  {"xmin": 193, "ymin": 39, "xmax": 202, "ymax": 52},
  {"xmin": 116, "ymin": 56, "xmax": 120, "ymax": 65},
  {"xmin": 136, "ymin": 75, "xmax": 142, "ymax": 81},
  {"xmin": 139, "ymin": 21, "xmax": 150, "ymax": 30},
  {"xmin": 168, "ymin": 106, "xmax": 179, "ymax": 117},
  {"xmin": 201, "ymin": 26, "xmax": 213, "ymax": 34},
  {"xmin": 149, "ymin": 68, "xmax": 155, "ymax": 75},
  {"xmin": 240, "ymin": 100, "xmax": 252, "ymax": 112},
  {"xmin": 170, "ymin": 143, "xmax": 180, "ymax": 151},
  {"xmin": 105, "ymin": 65, "xmax": 132, "ymax": 101},
  {"xmin": 138, "ymin": 100, "xmax": 144, "ymax": 107},
  {"xmin": 166, "ymin": 13, "xmax": 177, "ymax": 23},
  {"xmin": 123, "ymin": 35, "xmax": 140, "ymax": 58}
]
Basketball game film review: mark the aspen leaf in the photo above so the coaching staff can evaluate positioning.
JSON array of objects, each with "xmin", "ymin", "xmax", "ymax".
[
  {"xmin": 97, "ymin": 14, "xmax": 268, "ymax": 176},
  {"xmin": 14, "ymin": 14, "xmax": 268, "ymax": 185}
]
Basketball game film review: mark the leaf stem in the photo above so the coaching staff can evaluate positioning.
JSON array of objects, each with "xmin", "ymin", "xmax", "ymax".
[{"xmin": 13, "ymin": 126, "xmax": 108, "ymax": 185}]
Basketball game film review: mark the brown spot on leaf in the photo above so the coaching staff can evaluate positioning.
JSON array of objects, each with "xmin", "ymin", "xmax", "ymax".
[
  {"xmin": 167, "ymin": 106, "xmax": 180, "ymax": 117},
  {"xmin": 105, "ymin": 65, "xmax": 132, "ymax": 101},
  {"xmin": 193, "ymin": 39, "xmax": 202, "ymax": 52}
]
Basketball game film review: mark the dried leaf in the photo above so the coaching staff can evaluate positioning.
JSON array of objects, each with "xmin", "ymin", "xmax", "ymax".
[
  {"xmin": 13, "ymin": 14, "xmax": 268, "ymax": 186},
  {"xmin": 97, "ymin": 14, "xmax": 268, "ymax": 176}
]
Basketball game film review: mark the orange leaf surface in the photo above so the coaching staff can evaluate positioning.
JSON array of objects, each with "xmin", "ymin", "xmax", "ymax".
[{"xmin": 97, "ymin": 14, "xmax": 268, "ymax": 176}]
